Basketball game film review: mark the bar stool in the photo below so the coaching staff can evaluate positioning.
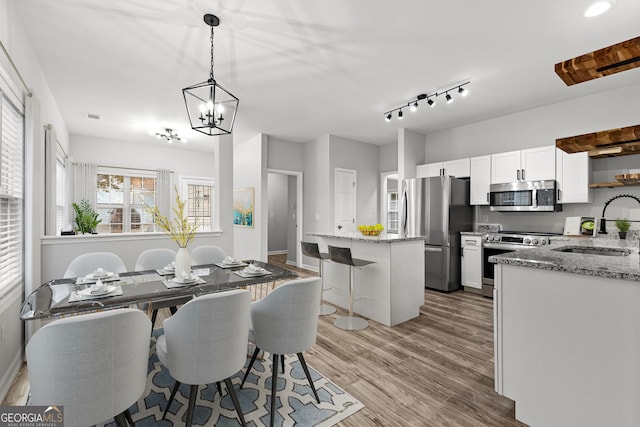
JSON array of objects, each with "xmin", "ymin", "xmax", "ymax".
[
  {"xmin": 301, "ymin": 241, "xmax": 336, "ymax": 315},
  {"xmin": 328, "ymin": 245, "xmax": 375, "ymax": 330}
]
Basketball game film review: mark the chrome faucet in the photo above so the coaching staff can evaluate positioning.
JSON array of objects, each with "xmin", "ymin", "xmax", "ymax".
[{"xmin": 599, "ymin": 194, "xmax": 640, "ymax": 234}]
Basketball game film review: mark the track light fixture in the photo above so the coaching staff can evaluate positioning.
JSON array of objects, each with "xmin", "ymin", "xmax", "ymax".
[
  {"xmin": 383, "ymin": 81, "xmax": 470, "ymax": 121},
  {"xmin": 155, "ymin": 128, "xmax": 187, "ymax": 144}
]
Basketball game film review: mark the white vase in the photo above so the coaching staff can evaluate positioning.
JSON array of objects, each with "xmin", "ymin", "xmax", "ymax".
[{"xmin": 174, "ymin": 247, "xmax": 192, "ymax": 276}]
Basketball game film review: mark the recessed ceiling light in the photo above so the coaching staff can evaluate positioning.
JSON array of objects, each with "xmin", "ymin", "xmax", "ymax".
[{"xmin": 584, "ymin": 1, "xmax": 615, "ymax": 17}]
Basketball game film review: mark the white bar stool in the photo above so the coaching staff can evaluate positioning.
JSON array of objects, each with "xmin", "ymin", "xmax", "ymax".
[{"xmin": 328, "ymin": 245, "xmax": 375, "ymax": 330}]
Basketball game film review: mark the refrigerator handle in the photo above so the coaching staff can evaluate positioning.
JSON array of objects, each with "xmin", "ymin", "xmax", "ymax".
[{"xmin": 401, "ymin": 185, "xmax": 408, "ymax": 236}]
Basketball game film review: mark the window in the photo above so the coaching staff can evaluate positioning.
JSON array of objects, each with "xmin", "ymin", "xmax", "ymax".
[
  {"xmin": 181, "ymin": 177, "xmax": 215, "ymax": 231},
  {"xmin": 96, "ymin": 170, "xmax": 157, "ymax": 233},
  {"xmin": 0, "ymin": 94, "xmax": 24, "ymax": 294},
  {"xmin": 387, "ymin": 191, "xmax": 399, "ymax": 233}
]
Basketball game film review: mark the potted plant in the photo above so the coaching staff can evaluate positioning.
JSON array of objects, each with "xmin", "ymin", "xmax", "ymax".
[
  {"xmin": 614, "ymin": 218, "xmax": 631, "ymax": 239},
  {"xmin": 144, "ymin": 187, "xmax": 198, "ymax": 274},
  {"xmin": 72, "ymin": 199, "xmax": 101, "ymax": 234}
]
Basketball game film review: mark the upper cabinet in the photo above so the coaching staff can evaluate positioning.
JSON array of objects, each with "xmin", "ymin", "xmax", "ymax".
[
  {"xmin": 417, "ymin": 158, "xmax": 470, "ymax": 178},
  {"xmin": 556, "ymin": 150, "xmax": 592, "ymax": 204},
  {"xmin": 491, "ymin": 146, "xmax": 556, "ymax": 184},
  {"xmin": 470, "ymin": 155, "xmax": 491, "ymax": 205}
]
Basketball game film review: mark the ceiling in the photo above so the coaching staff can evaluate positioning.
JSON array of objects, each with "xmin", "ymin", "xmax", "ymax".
[{"xmin": 14, "ymin": 0, "xmax": 640, "ymax": 151}]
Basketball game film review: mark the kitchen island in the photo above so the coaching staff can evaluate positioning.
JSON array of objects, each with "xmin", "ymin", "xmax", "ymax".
[
  {"xmin": 307, "ymin": 232, "xmax": 425, "ymax": 326},
  {"xmin": 491, "ymin": 237, "xmax": 640, "ymax": 427}
]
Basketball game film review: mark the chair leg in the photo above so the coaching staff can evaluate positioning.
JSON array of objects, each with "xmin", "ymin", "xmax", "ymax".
[
  {"xmin": 241, "ymin": 347, "xmax": 260, "ymax": 388},
  {"xmin": 297, "ymin": 352, "xmax": 320, "ymax": 403},
  {"xmin": 270, "ymin": 353, "xmax": 279, "ymax": 427},
  {"xmin": 124, "ymin": 409, "xmax": 134, "ymax": 426},
  {"xmin": 150, "ymin": 310, "xmax": 158, "ymax": 330},
  {"xmin": 216, "ymin": 381, "xmax": 222, "ymax": 396},
  {"xmin": 224, "ymin": 377, "xmax": 247, "ymax": 427},
  {"xmin": 185, "ymin": 384, "xmax": 199, "ymax": 427},
  {"xmin": 280, "ymin": 354, "xmax": 285, "ymax": 374},
  {"xmin": 114, "ymin": 412, "xmax": 128, "ymax": 427},
  {"xmin": 163, "ymin": 380, "xmax": 181, "ymax": 420},
  {"xmin": 169, "ymin": 306, "xmax": 178, "ymax": 315}
]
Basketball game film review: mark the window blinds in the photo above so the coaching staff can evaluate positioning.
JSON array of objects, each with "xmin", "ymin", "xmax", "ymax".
[{"xmin": 0, "ymin": 95, "xmax": 24, "ymax": 295}]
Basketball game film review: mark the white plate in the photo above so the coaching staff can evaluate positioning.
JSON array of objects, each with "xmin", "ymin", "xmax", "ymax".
[
  {"xmin": 164, "ymin": 265, "xmax": 175, "ymax": 271},
  {"xmin": 222, "ymin": 261, "xmax": 244, "ymax": 266},
  {"xmin": 79, "ymin": 285, "xmax": 117, "ymax": 298},
  {"xmin": 86, "ymin": 271, "xmax": 114, "ymax": 280},
  {"xmin": 172, "ymin": 277, "xmax": 197, "ymax": 284},
  {"xmin": 242, "ymin": 269, "xmax": 267, "ymax": 276}
]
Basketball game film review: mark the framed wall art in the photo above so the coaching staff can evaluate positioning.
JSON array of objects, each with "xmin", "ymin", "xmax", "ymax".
[{"xmin": 233, "ymin": 187, "xmax": 254, "ymax": 227}]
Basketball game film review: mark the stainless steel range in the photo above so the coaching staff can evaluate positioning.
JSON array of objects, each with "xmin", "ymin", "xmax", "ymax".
[{"xmin": 481, "ymin": 231, "xmax": 554, "ymax": 298}]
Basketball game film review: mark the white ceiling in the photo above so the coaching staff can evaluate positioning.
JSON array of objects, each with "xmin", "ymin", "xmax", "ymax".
[{"xmin": 14, "ymin": 0, "xmax": 640, "ymax": 151}]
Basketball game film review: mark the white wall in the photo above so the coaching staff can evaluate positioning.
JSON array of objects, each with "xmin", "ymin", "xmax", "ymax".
[
  {"xmin": 398, "ymin": 129, "xmax": 425, "ymax": 181},
  {"xmin": 234, "ymin": 134, "xmax": 268, "ymax": 261},
  {"xmin": 380, "ymin": 141, "xmax": 398, "ymax": 173},
  {"xmin": 267, "ymin": 137, "xmax": 305, "ymax": 172},
  {"xmin": 267, "ymin": 173, "xmax": 288, "ymax": 252}
]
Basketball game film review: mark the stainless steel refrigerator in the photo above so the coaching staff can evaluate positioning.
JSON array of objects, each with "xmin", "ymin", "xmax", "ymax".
[{"xmin": 400, "ymin": 176, "xmax": 472, "ymax": 291}]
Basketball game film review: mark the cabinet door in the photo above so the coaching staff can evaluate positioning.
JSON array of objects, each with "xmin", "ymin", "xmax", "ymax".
[
  {"xmin": 417, "ymin": 162, "xmax": 443, "ymax": 178},
  {"xmin": 521, "ymin": 146, "xmax": 556, "ymax": 181},
  {"xmin": 443, "ymin": 158, "xmax": 471, "ymax": 178},
  {"xmin": 557, "ymin": 150, "xmax": 592, "ymax": 204},
  {"xmin": 470, "ymin": 155, "xmax": 491, "ymax": 205},
  {"xmin": 491, "ymin": 150, "xmax": 521, "ymax": 184},
  {"xmin": 461, "ymin": 237, "xmax": 482, "ymax": 289}
]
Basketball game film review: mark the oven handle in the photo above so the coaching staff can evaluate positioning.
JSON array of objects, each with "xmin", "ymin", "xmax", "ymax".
[{"xmin": 482, "ymin": 243, "xmax": 535, "ymax": 251}]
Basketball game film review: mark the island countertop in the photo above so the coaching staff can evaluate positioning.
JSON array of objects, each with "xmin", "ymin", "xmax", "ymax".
[
  {"xmin": 307, "ymin": 232, "xmax": 426, "ymax": 243},
  {"xmin": 489, "ymin": 236, "xmax": 640, "ymax": 281}
]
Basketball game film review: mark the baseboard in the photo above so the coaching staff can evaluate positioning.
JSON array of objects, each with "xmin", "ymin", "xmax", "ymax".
[
  {"xmin": 301, "ymin": 263, "xmax": 319, "ymax": 273},
  {"xmin": 285, "ymin": 260, "xmax": 298, "ymax": 267},
  {"xmin": 267, "ymin": 250, "xmax": 288, "ymax": 255},
  {"xmin": 0, "ymin": 351, "xmax": 23, "ymax": 404}
]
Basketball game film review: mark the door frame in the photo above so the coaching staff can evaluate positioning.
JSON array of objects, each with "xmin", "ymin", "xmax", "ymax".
[
  {"xmin": 334, "ymin": 167, "xmax": 357, "ymax": 233},
  {"xmin": 267, "ymin": 168, "xmax": 303, "ymax": 267}
]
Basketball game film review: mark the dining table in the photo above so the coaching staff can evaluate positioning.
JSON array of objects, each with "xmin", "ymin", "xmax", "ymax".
[{"xmin": 20, "ymin": 260, "xmax": 298, "ymax": 320}]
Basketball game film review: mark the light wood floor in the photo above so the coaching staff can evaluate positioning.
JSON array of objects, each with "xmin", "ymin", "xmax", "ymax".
[{"xmin": 4, "ymin": 254, "xmax": 525, "ymax": 426}]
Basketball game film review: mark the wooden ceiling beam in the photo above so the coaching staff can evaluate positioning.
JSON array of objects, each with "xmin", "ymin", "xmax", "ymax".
[
  {"xmin": 555, "ymin": 36, "xmax": 640, "ymax": 86},
  {"xmin": 556, "ymin": 124, "xmax": 640, "ymax": 158}
]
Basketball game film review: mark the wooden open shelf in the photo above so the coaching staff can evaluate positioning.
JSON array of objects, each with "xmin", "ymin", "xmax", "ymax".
[{"xmin": 589, "ymin": 182, "xmax": 640, "ymax": 188}]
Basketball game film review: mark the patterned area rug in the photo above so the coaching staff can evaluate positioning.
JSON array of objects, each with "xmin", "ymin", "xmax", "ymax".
[{"xmin": 97, "ymin": 329, "xmax": 363, "ymax": 426}]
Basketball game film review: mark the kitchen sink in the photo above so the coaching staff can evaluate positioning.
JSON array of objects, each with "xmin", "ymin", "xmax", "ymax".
[{"xmin": 551, "ymin": 246, "xmax": 631, "ymax": 256}]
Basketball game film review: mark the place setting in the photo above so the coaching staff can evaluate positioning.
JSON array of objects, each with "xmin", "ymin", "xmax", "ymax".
[
  {"xmin": 68, "ymin": 278, "xmax": 123, "ymax": 302},
  {"xmin": 214, "ymin": 256, "xmax": 248, "ymax": 269},
  {"xmin": 233, "ymin": 263, "xmax": 272, "ymax": 278},
  {"xmin": 75, "ymin": 267, "xmax": 120, "ymax": 285},
  {"xmin": 156, "ymin": 261, "xmax": 176, "ymax": 276},
  {"xmin": 163, "ymin": 271, "xmax": 207, "ymax": 289}
]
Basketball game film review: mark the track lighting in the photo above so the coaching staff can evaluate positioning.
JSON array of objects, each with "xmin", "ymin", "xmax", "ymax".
[
  {"xmin": 383, "ymin": 81, "xmax": 470, "ymax": 121},
  {"xmin": 154, "ymin": 128, "xmax": 187, "ymax": 143}
]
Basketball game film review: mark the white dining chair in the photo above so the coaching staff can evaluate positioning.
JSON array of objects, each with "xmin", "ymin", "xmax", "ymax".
[
  {"xmin": 135, "ymin": 248, "xmax": 191, "ymax": 330},
  {"xmin": 190, "ymin": 245, "xmax": 227, "ymax": 266},
  {"xmin": 156, "ymin": 289, "xmax": 250, "ymax": 427},
  {"xmin": 240, "ymin": 277, "xmax": 322, "ymax": 427},
  {"xmin": 26, "ymin": 309, "xmax": 151, "ymax": 427},
  {"xmin": 63, "ymin": 252, "xmax": 127, "ymax": 278}
]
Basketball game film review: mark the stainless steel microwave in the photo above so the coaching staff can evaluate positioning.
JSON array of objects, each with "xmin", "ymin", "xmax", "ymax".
[{"xmin": 489, "ymin": 180, "xmax": 561, "ymax": 212}]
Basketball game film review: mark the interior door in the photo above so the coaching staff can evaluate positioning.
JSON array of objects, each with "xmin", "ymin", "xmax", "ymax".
[{"xmin": 335, "ymin": 168, "xmax": 356, "ymax": 233}]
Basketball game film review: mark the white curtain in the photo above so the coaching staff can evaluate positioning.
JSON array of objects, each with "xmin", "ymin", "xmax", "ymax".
[
  {"xmin": 73, "ymin": 162, "xmax": 97, "ymax": 206},
  {"xmin": 156, "ymin": 169, "xmax": 171, "ymax": 218},
  {"xmin": 44, "ymin": 124, "xmax": 57, "ymax": 235}
]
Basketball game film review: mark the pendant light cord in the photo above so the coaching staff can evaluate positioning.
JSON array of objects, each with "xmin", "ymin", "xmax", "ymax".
[{"xmin": 209, "ymin": 24, "xmax": 215, "ymax": 81}]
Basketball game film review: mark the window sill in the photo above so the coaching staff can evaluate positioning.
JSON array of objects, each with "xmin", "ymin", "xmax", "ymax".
[{"xmin": 41, "ymin": 230, "xmax": 223, "ymax": 245}]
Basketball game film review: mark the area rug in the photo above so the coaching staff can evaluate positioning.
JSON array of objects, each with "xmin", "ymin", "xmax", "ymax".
[{"xmin": 97, "ymin": 329, "xmax": 363, "ymax": 426}]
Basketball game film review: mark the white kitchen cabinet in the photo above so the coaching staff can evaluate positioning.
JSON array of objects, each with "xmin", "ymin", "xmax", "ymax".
[
  {"xmin": 417, "ymin": 158, "xmax": 470, "ymax": 178},
  {"xmin": 556, "ymin": 150, "xmax": 592, "ymax": 204},
  {"xmin": 491, "ymin": 146, "xmax": 556, "ymax": 184},
  {"xmin": 470, "ymin": 155, "xmax": 491, "ymax": 205},
  {"xmin": 461, "ymin": 235, "xmax": 482, "ymax": 290}
]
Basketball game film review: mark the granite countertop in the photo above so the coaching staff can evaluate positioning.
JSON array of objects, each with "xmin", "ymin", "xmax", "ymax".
[
  {"xmin": 461, "ymin": 231, "xmax": 483, "ymax": 236},
  {"xmin": 307, "ymin": 232, "xmax": 426, "ymax": 243},
  {"xmin": 489, "ymin": 236, "xmax": 640, "ymax": 281}
]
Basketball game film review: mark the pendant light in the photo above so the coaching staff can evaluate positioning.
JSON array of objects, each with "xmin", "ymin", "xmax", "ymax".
[{"xmin": 183, "ymin": 14, "xmax": 239, "ymax": 136}]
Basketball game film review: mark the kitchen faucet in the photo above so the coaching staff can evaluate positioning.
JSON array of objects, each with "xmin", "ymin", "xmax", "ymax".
[{"xmin": 599, "ymin": 194, "xmax": 640, "ymax": 234}]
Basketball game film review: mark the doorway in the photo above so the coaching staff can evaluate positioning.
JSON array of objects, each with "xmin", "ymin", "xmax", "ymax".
[
  {"xmin": 267, "ymin": 169, "xmax": 303, "ymax": 267},
  {"xmin": 334, "ymin": 168, "xmax": 356, "ymax": 233}
]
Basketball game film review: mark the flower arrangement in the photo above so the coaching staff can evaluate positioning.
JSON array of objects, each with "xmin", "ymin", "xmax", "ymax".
[
  {"xmin": 145, "ymin": 187, "xmax": 198, "ymax": 247},
  {"xmin": 358, "ymin": 224, "xmax": 384, "ymax": 236}
]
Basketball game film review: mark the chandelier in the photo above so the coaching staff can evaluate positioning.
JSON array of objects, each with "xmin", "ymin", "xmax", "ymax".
[
  {"xmin": 155, "ymin": 128, "xmax": 186, "ymax": 143},
  {"xmin": 183, "ymin": 14, "xmax": 239, "ymax": 136}
]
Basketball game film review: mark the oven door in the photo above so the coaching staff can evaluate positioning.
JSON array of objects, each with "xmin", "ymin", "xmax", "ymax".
[{"xmin": 481, "ymin": 243, "xmax": 529, "ymax": 298}]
